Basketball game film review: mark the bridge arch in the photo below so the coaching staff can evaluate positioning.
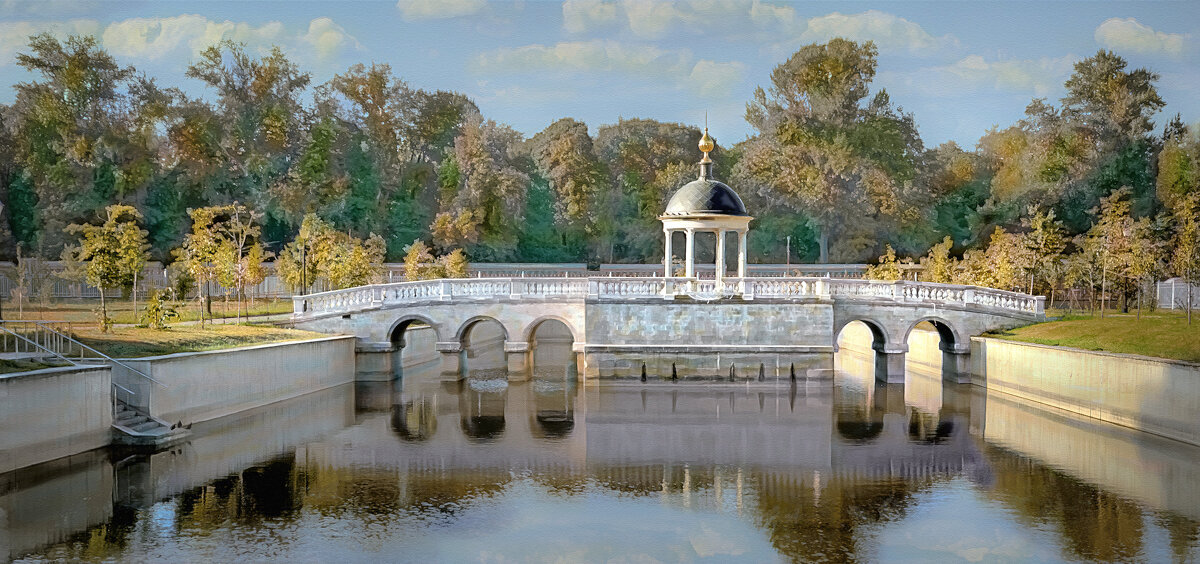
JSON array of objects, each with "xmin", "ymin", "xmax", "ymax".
[
  {"xmin": 902, "ymin": 317, "xmax": 964, "ymax": 350},
  {"xmin": 833, "ymin": 317, "xmax": 892, "ymax": 350},
  {"xmin": 522, "ymin": 315, "xmax": 580, "ymax": 343},
  {"xmin": 388, "ymin": 314, "xmax": 443, "ymax": 347},
  {"xmin": 455, "ymin": 315, "xmax": 510, "ymax": 344}
]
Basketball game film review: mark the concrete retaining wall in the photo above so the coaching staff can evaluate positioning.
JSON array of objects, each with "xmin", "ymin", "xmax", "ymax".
[
  {"xmin": 972, "ymin": 337, "xmax": 1200, "ymax": 447},
  {"xmin": 0, "ymin": 366, "xmax": 112, "ymax": 473},
  {"xmin": 113, "ymin": 336, "xmax": 356, "ymax": 426}
]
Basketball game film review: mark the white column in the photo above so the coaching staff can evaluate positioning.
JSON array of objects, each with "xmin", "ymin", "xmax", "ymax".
[
  {"xmin": 737, "ymin": 230, "xmax": 747, "ymax": 278},
  {"xmin": 715, "ymin": 229, "xmax": 726, "ymax": 286},
  {"xmin": 684, "ymin": 228, "xmax": 696, "ymax": 278},
  {"xmin": 663, "ymin": 229, "xmax": 673, "ymax": 278}
]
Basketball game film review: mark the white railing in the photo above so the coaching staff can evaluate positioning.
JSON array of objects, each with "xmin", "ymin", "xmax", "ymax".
[{"xmin": 293, "ymin": 277, "xmax": 1044, "ymax": 318}]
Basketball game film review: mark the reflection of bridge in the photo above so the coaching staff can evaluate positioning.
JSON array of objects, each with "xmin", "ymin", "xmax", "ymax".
[{"xmin": 292, "ymin": 277, "xmax": 1044, "ymax": 383}]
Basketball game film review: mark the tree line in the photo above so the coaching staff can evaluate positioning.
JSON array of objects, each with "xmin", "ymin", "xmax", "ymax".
[{"xmin": 0, "ymin": 33, "xmax": 1198, "ymax": 314}]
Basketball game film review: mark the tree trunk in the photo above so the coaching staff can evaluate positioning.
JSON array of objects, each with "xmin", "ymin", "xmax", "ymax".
[
  {"xmin": 817, "ymin": 227, "xmax": 829, "ymax": 264},
  {"xmin": 131, "ymin": 272, "xmax": 138, "ymax": 325},
  {"xmin": 99, "ymin": 287, "xmax": 107, "ymax": 333}
]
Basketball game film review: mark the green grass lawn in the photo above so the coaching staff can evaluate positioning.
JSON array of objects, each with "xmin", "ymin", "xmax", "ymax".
[
  {"xmin": 3, "ymin": 298, "xmax": 293, "ymax": 325},
  {"xmin": 72, "ymin": 324, "xmax": 329, "ymax": 358},
  {"xmin": 0, "ymin": 358, "xmax": 67, "ymax": 374},
  {"xmin": 987, "ymin": 308, "xmax": 1200, "ymax": 363}
]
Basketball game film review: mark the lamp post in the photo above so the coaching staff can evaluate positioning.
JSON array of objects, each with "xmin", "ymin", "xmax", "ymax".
[{"xmin": 786, "ymin": 235, "xmax": 791, "ymax": 271}]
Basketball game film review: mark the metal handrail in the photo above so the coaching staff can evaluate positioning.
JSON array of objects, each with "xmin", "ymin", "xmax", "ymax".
[{"xmin": 0, "ymin": 321, "xmax": 165, "ymax": 388}]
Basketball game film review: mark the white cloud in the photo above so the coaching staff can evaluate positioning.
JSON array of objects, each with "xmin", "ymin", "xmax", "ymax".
[
  {"xmin": 621, "ymin": 0, "xmax": 682, "ymax": 39},
  {"xmin": 561, "ymin": 0, "xmax": 803, "ymax": 39},
  {"xmin": 475, "ymin": 40, "xmax": 744, "ymax": 98},
  {"xmin": 562, "ymin": 0, "xmax": 618, "ymax": 34},
  {"xmin": 1, "ymin": 15, "xmax": 360, "ymax": 71},
  {"xmin": 1095, "ymin": 18, "xmax": 1187, "ymax": 58},
  {"xmin": 887, "ymin": 54, "xmax": 1076, "ymax": 98},
  {"xmin": 101, "ymin": 15, "xmax": 287, "ymax": 60},
  {"xmin": 800, "ymin": 10, "xmax": 959, "ymax": 54},
  {"xmin": 301, "ymin": 17, "xmax": 362, "ymax": 59},
  {"xmin": 688, "ymin": 59, "xmax": 746, "ymax": 97},
  {"xmin": 0, "ymin": 19, "xmax": 101, "ymax": 66},
  {"xmin": 396, "ymin": 0, "xmax": 485, "ymax": 21}
]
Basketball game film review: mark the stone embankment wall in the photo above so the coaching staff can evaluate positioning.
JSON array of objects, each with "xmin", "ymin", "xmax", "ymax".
[
  {"xmin": 971, "ymin": 337, "xmax": 1200, "ymax": 448},
  {"xmin": 112, "ymin": 336, "xmax": 356, "ymax": 426},
  {"xmin": 0, "ymin": 366, "xmax": 112, "ymax": 473}
]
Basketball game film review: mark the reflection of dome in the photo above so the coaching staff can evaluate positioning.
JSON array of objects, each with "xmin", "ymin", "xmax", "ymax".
[{"xmin": 664, "ymin": 179, "xmax": 749, "ymax": 217}]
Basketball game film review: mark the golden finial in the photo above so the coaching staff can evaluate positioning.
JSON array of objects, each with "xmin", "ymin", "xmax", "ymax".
[{"xmin": 697, "ymin": 114, "xmax": 714, "ymax": 179}]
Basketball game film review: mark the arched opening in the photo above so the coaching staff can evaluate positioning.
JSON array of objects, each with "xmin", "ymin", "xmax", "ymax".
[
  {"xmin": 907, "ymin": 408, "xmax": 954, "ymax": 444},
  {"xmin": 529, "ymin": 318, "xmax": 576, "ymax": 382},
  {"xmin": 389, "ymin": 318, "xmax": 440, "ymax": 381},
  {"xmin": 458, "ymin": 317, "xmax": 508, "ymax": 381},
  {"xmin": 834, "ymin": 319, "xmax": 889, "ymax": 386},
  {"xmin": 905, "ymin": 318, "xmax": 968, "ymax": 386},
  {"xmin": 832, "ymin": 365, "xmax": 884, "ymax": 444},
  {"xmin": 460, "ymin": 383, "xmax": 506, "ymax": 442}
]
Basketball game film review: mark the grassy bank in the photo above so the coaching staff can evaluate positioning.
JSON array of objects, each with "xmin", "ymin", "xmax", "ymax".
[
  {"xmin": 1, "ymin": 298, "xmax": 292, "ymax": 325},
  {"xmin": 72, "ymin": 324, "xmax": 327, "ymax": 358},
  {"xmin": 987, "ymin": 309, "xmax": 1200, "ymax": 363},
  {"xmin": 0, "ymin": 359, "xmax": 67, "ymax": 374}
]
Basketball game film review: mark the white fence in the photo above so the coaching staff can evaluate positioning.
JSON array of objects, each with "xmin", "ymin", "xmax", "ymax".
[
  {"xmin": 293, "ymin": 277, "xmax": 1045, "ymax": 319},
  {"xmin": 1157, "ymin": 278, "xmax": 1200, "ymax": 310}
]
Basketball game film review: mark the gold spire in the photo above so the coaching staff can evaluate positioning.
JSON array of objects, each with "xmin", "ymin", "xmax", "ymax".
[
  {"xmin": 698, "ymin": 127, "xmax": 714, "ymax": 161},
  {"xmin": 698, "ymin": 115, "xmax": 714, "ymax": 179}
]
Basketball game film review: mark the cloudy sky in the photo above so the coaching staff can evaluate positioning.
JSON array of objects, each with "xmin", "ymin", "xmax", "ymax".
[{"xmin": 1, "ymin": 0, "xmax": 1197, "ymax": 148}]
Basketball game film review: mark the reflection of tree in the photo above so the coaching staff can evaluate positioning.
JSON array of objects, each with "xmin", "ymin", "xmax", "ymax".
[
  {"xmin": 755, "ymin": 476, "xmax": 920, "ymax": 563},
  {"xmin": 1157, "ymin": 513, "xmax": 1200, "ymax": 562},
  {"xmin": 983, "ymin": 444, "xmax": 1148, "ymax": 562}
]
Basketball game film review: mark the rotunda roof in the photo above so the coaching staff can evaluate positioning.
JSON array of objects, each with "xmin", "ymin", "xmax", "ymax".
[{"xmin": 663, "ymin": 179, "xmax": 749, "ymax": 217}]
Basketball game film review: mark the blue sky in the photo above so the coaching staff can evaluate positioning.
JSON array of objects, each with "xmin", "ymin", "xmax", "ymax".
[{"xmin": 2, "ymin": 0, "xmax": 1197, "ymax": 149}]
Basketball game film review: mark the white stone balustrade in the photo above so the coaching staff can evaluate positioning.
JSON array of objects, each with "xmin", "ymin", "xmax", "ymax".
[{"xmin": 293, "ymin": 276, "xmax": 1045, "ymax": 319}]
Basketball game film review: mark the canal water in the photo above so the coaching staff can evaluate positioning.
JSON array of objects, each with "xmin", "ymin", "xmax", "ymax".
[{"xmin": 3, "ymin": 324, "xmax": 1199, "ymax": 563}]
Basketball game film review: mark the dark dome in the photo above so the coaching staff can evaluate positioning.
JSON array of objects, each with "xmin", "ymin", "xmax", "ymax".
[{"xmin": 664, "ymin": 179, "xmax": 749, "ymax": 217}]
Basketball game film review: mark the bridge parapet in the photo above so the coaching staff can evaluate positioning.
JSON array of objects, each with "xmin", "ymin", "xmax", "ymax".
[{"xmin": 293, "ymin": 276, "xmax": 1044, "ymax": 320}]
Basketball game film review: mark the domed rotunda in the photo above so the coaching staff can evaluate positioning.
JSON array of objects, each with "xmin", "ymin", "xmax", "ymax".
[{"xmin": 660, "ymin": 127, "xmax": 753, "ymax": 286}]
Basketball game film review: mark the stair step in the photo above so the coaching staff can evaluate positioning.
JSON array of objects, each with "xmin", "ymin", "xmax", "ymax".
[
  {"xmin": 131, "ymin": 421, "xmax": 162, "ymax": 433},
  {"xmin": 117, "ymin": 415, "xmax": 148, "ymax": 426}
]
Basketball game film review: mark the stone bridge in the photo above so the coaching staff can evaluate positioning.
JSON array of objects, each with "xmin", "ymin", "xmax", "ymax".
[{"xmin": 290, "ymin": 277, "xmax": 1045, "ymax": 384}]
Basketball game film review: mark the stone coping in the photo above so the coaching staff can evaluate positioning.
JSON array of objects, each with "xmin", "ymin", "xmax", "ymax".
[
  {"xmin": 0, "ymin": 363, "xmax": 109, "ymax": 382},
  {"xmin": 973, "ymin": 336, "xmax": 1200, "ymax": 370},
  {"xmin": 117, "ymin": 334, "xmax": 357, "ymax": 363}
]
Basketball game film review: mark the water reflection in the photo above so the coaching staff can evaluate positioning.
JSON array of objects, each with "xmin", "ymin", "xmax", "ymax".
[{"xmin": 2, "ymin": 356, "xmax": 1199, "ymax": 562}]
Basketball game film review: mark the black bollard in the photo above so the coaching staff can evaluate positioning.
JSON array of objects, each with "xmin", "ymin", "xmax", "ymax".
[
  {"xmin": 790, "ymin": 363, "xmax": 796, "ymax": 382},
  {"xmin": 671, "ymin": 362, "xmax": 678, "ymax": 381},
  {"xmin": 729, "ymin": 363, "xmax": 736, "ymax": 382},
  {"xmin": 641, "ymin": 362, "xmax": 647, "ymax": 382},
  {"xmin": 758, "ymin": 362, "xmax": 765, "ymax": 382}
]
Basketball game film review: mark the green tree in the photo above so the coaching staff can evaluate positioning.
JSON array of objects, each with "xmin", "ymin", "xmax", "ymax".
[
  {"xmin": 402, "ymin": 239, "xmax": 436, "ymax": 281},
  {"xmin": 176, "ymin": 206, "xmax": 226, "ymax": 326},
  {"xmin": 1170, "ymin": 193, "xmax": 1200, "ymax": 323},
  {"xmin": 66, "ymin": 205, "xmax": 146, "ymax": 331},
  {"xmin": 7, "ymin": 34, "xmax": 137, "ymax": 255},
  {"xmin": 439, "ymin": 248, "xmax": 470, "ymax": 278},
  {"xmin": 1062, "ymin": 50, "xmax": 1166, "ymax": 148},
  {"xmin": 918, "ymin": 236, "xmax": 954, "ymax": 283},
  {"xmin": 866, "ymin": 244, "xmax": 902, "ymax": 281},
  {"xmin": 738, "ymin": 39, "xmax": 925, "ymax": 263},
  {"xmin": 1021, "ymin": 207, "xmax": 1067, "ymax": 295}
]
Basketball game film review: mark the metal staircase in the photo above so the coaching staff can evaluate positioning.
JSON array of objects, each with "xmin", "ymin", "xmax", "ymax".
[{"xmin": 0, "ymin": 320, "xmax": 190, "ymax": 447}]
